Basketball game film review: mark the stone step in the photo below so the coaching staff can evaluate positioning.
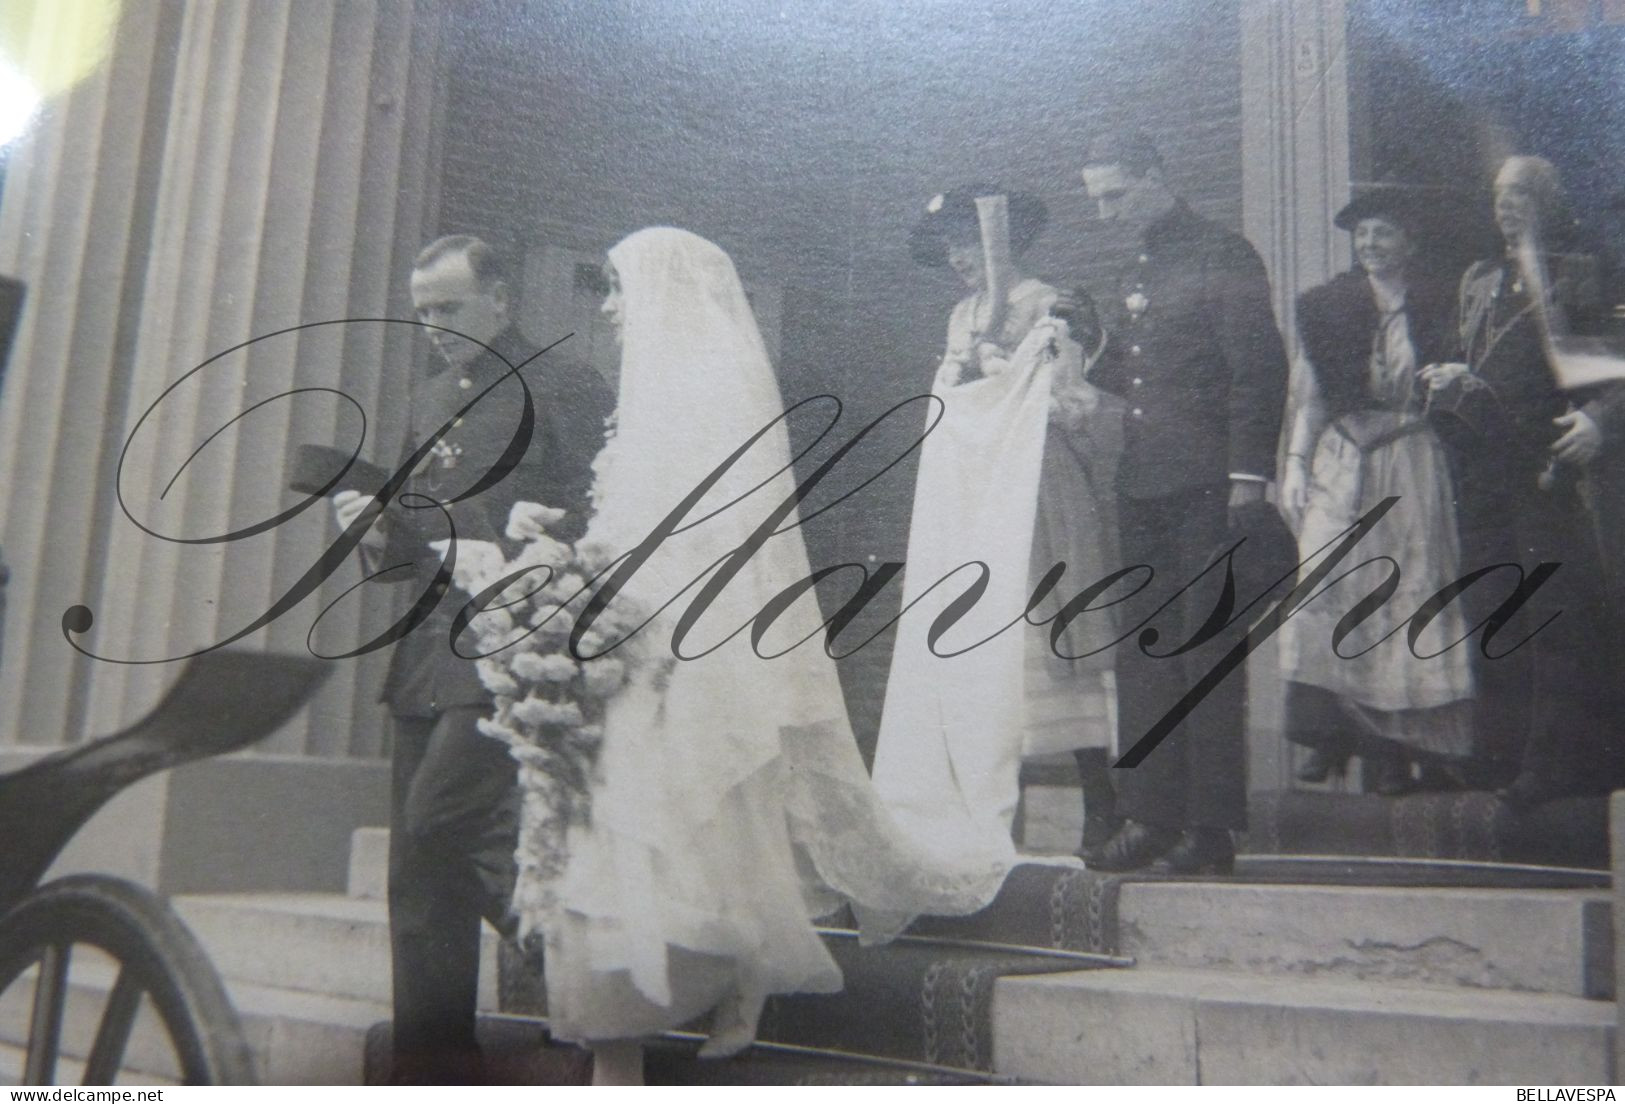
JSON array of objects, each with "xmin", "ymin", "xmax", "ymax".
[
  {"xmin": 498, "ymin": 924, "xmax": 1115, "ymax": 1072},
  {"xmin": 1115, "ymin": 881, "xmax": 1613, "ymax": 998},
  {"xmin": 363, "ymin": 1016, "xmax": 992, "ymax": 1085},
  {"xmin": 0, "ymin": 958, "xmax": 186, "ymax": 1084},
  {"xmin": 0, "ymin": 954, "xmax": 384, "ymax": 1085},
  {"xmin": 347, "ymin": 827, "xmax": 389, "ymax": 901},
  {"xmin": 347, "ymin": 810, "xmax": 1092, "ymax": 899},
  {"xmin": 1247, "ymin": 789, "xmax": 1611, "ymax": 869},
  {"xmin": 225, "ymin": 981, "xmax": 384, "ymax": 1085},
  {"xmin": 171, "ymin": 893, "xmax": 499, "ymax": 1009},
  {"xmin": 0, "ymin": 1042, "xmax": 181, "ymax": 1087},
  {"xmin": 993, "ymin": 965, "xmax": 1616, "ymax": 1085},
  {"xmin": 1017, "ymin": 783, "xmax": 1086, "ymax": 855},
  {"xmin": 913, "ymin": 864, "xmax": 1612, "ymax": 993},
  {"xmin": 758, "ymin": 933, "xmax": 1111, "ymax": 1071}
]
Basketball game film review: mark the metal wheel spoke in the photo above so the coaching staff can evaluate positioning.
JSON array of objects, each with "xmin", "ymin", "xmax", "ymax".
[
  {"xmin": 81, "ymin": 967, "xmax": 144, "ymax": 1085},
  {"xmin": 0, "ymin": 877, "xmax": 255, "ymax": 1085},
  {"xmin": 23, "ymin": 943, "xmax": 70, "ymax": 1085}
]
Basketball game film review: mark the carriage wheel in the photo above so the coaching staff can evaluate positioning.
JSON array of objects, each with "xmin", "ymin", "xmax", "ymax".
[{"xmin": 0, "ymin": 875, "xmax": 255, "ymax": 1085}]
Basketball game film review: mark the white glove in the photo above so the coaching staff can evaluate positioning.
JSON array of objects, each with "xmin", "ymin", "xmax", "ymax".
[
  {"xmin": 507, "ymin": 501, "xmax": 567, "ymax": 541},
  {"xmin": 428, "ymin": 538, "xmax": 510, "ymax": 597},
  {"xmin": 1419, "ymin": 362, "xmax": 1469, "ymax": 391},
  {"xmin": 332, "ymin": 489, "xmax": 384, "ymax": 551}
]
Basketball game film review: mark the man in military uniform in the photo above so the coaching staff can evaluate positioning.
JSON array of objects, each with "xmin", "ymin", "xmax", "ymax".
[
  {"xmin": 1070, "ymin": 132, "xmax": 1288, "ymax": 874},
  {"xmin": 333, "ymin": 235, "xmax": 614, "ymax": 1081}
]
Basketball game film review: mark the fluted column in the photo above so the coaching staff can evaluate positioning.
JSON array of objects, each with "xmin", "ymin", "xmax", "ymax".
[
  {"xmin": 0, "ymin": 0, "xmax": 185, "ymax": 748},
  {"xmin": 1241, "ymin": 0, "xmax": 1352, "ymax": 333},
  {"xmin": 0, "ymin": 0, "xmax": 446, "ymax": 757},
  {"xmin": 1239, "ymin": 0, "xmax": 1351, "ymax": 792}
]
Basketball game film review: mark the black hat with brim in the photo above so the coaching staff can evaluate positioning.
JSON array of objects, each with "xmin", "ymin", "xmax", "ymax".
[
  {"xmin": 289, "ymin": 444, "xmax": 390, "ymax": 498},
  {"xmin": 910, "ymin": 185, "xmax": 1048, "ymax": 268},
  {"xmin": 1333, "ymin": 183, "xmax": 1455, "ymax": 236}
]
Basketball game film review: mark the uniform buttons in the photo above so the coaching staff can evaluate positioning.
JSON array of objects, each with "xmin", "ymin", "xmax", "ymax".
[
  {"xmin": 1138, "ymin": 253, "xmax": 1149, "ymax": 264},
  {"xmin": 458, "ymin": 377, "xmax": 473, "ymax": 390},
  {"xmin": 1131, "ymin": 407, "xmax": 1144, "ymax": 418},
  {"xmin": 1132, "ymin": 377, "xmax": 1144, "ymax": 387},
  {"xmin": 1130, "ymin": 344, "xmax": 1142, "ymax": 356}
]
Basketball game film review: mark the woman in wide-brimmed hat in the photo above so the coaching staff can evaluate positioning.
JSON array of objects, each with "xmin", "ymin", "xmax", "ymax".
[
  {"xmin": 873, "ymin": 185, "xmax": 1123, "ymax": 869},
  {"xmin": 1278, "ymin": 184, "xmax": 1477, "ymax": 795}
]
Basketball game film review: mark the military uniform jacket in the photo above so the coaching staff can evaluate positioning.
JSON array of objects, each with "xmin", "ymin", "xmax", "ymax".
[
  {"xmin": 377, "ymin": 327, "xmax": 615, "ymax": 717},
  {"xmin": 1092, "ymin": 202, "xmax": 1288, "ymax": 500}
]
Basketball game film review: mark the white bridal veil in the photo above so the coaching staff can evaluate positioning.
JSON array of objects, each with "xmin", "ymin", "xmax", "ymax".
[{"xmin": 566, "ymin": 228, "xmax": 1005, "ymax": 967}]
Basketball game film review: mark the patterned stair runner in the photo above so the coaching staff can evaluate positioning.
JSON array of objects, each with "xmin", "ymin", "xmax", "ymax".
[
  {"xmin": 370, "ymin": 842, "xmax": 1610, "ymax": 1083},
  {"xmin": 1247, "ymin": 789, "xmax": 1610, "ymax": 868},
  {"xmin": 486, "ymin": 922, "xmax": 1125, "ymax": 1077}
]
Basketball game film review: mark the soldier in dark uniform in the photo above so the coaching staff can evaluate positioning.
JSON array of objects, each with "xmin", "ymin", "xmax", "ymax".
[
  {"xmin": 1067, "ymin": 132, "xmax": 1289, "ymax": 874},
  {"xmin": 333, "ymin": 235, "xmax": 614, "ymax": 1081}
]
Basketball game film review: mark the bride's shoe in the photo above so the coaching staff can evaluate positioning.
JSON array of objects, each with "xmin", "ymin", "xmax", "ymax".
[
  {"xmin": 589, "ymin": 1040, "xmax": 645, "ymax": 1086},
  {"xmin": 698, "ymin": 991, "xmax": 762, "ymax": 1059}
]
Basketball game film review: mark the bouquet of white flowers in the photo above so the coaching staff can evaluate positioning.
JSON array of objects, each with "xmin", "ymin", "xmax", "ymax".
[{"xmin": 432, "ymin": 501, "xmax": 668, "ymax": 923}]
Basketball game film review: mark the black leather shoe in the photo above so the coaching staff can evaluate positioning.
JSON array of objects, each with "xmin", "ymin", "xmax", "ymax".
[
  {"xmin": 1083, "ymin": 820, "xmax": 1178, "ymax": 872},
  {"xmin": 1080, "ymin": 809, "xmax": 1122, "ymax": 853},
  {"xmin": 1077, "ymin": 754, "xmax": 1119, "ymax": 853},
  {"xmin": 388, "ymin": 1048, "xmax": 491, "ymax": 1085},
  {"xmin": 1373, "ymin": 755, "xmax": 1417, "ymax": 797},
  {"xmin": 1294, "ymin": 747, "xmax": 1347, "ymax": 784},
  {"xmin": 1497, "ymin": 771, "xmax": 1570, "ymax": 811},
  {"xmin": 1148, "ymin": 829, "xmax": 1235, "ymax": 875}
]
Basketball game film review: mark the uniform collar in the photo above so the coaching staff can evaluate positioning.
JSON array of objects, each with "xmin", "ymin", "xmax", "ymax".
[
  {"xmin": 1142, "ymin": 199, "xmax": 1199, "ymax": 249},
  {"xmin": 428, "ymin": 325, "xmax": 528, "ymax": 386}
]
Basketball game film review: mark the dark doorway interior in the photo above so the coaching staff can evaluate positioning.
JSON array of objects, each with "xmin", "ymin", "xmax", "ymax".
[{"xmin": 1353, "ymin": 0, "xmax": 1625, "ymax": 290}]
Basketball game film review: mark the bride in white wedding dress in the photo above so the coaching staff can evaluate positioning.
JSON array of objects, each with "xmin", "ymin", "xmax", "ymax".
[{"xmin": 532, "ymin": 227, "xmax": 1004, "ymax": 1085}]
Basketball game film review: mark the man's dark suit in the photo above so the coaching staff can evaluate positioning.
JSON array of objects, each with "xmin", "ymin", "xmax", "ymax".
[
  {"xmin": 374, "ymin": 326, "xmax": 613, "ymax": 1073},
  {"xmin": 1091, "ymin": 201, "xmax": 1288, "ymax": 831}
]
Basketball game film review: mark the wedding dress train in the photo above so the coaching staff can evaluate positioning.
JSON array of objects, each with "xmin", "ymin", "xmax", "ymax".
[{"xmin": 528, "ymin": 228, "xmax": 1007, "ymax": 1049}]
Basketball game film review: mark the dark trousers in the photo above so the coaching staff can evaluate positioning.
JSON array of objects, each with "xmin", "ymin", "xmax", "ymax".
[
  {"xmin": 388, "ymin": 705, "xmax": 518, "ymax": 1067},
  {"xmin": 1113, "ymin": 484, "xmax": 1248, "ymax": 831}
]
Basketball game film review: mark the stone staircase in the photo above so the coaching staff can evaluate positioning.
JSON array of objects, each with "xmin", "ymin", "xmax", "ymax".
[
  {"xmin": 162, "ymin": 829, "xmax": 502, "ymax": 1084},
  {"xmin": 990, "ymin": 875, "xmax": 1614, "ymax": 1083},
  {"xmin": 3, "ymin": 820, "xmax": 1617, "ymax": 1083},
  {"xmin": 0, "ymin": 829, "xmax": 499, "ymax": 1086}
]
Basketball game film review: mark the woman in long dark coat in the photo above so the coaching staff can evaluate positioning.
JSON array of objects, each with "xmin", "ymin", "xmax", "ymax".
[{"xmin": 1421, "ymin": 156, "xmax": 1625, "ymax": 806}]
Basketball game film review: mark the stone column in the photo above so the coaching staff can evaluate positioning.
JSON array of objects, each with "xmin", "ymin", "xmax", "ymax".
[
  {"xmin": 1239, "ymin": 0, "xmax": 1352, "ymax": 792},
  {"xmin": 0, "ymin": 1, "xmax": 446, "ymax": 766},
  {"xmin": 1240, "ymin": 0, "xmax": 1352, "ymax": 331},
  {"xmin": 0, "ymin": 0, "xmax": 185, "ymax": 750}
]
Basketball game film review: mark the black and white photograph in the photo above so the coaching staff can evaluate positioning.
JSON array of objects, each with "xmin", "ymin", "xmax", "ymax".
[{"xmin": 0, "ymin": 0, "xmax": 1623, "ymax": 1087}]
